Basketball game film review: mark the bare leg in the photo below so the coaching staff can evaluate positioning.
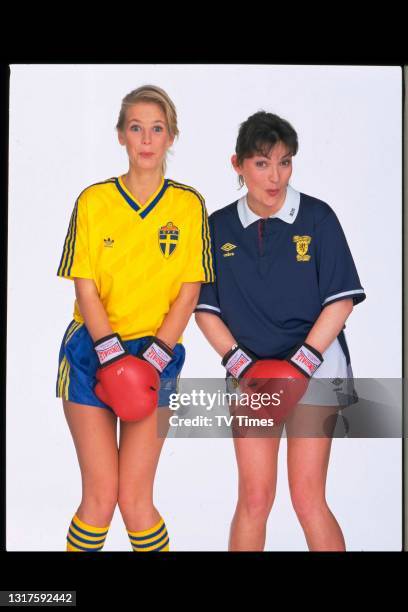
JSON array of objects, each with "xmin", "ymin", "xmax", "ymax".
[
  {"xmin": 229, "ymin": 431, "xmax": 283, "ymax": 551},
  {"xmin": 63, "ymin": 400, "xmax": 119, "ymax": 527},
  {"xmin": 117, "ymin": 407, "xmax": 170, "ymax": 532},
  {"xmin": 286, "ymin": 404, "xmax": 345, "ymax": 551}
]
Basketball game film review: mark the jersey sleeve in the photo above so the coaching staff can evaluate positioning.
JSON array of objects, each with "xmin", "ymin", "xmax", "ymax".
[
  {"xmin": 56, "ymin": 191, "xmax": 93, "ymax": 280},
  {"xmin": 195, "ymin": 281, "xmax": 222, "ymax": 317},
  {"xmin": 315, "ymin": 209, "xmax": 366, "ymax": 307},
  {"xmin": 182, "ymin": 193, "xmax": 215, "ymax": 283},
  {"xmin": 194, "ymin": 214, "xmax": 222, "ymax": 317}
]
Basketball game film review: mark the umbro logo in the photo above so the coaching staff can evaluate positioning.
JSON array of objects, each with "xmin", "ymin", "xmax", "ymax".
[
  {"xmin": 221, "ymin": 242, "xmax": 237, "ymax": 257},
  {"xmin": 104, "ymin": 237, "xmax": 114, "ymax": 247}
]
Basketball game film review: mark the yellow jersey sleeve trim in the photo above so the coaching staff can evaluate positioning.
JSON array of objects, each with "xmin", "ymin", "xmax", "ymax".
[
  {"xmin": 57, "ymin": 179, "xmax": 115, "ymax": 279},
  {"xmin": 57, "ymin": 196, "xmax": 93, "ymax": 279},
  {"xmin": 167, "ymin": 181, "xmax": 215, "ymax": 282},
  {"xmin": 57, "ymin": 199, "xmax": 78, "ymax": 278},
  {"xmin": 193, "ymin": 190, "xmax": 214, "ymax": 283}
]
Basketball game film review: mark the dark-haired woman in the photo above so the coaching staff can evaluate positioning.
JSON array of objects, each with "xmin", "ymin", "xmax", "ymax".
[{"xmin": 195, "ymin": 111, "xmax": 365, "ymax": 551}]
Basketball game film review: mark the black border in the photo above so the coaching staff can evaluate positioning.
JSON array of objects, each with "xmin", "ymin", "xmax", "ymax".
[
  {"xmin": 403, "ymin": 66, "xmax": 406, "ymax": 551},
  {"xmin": 1, "ymin": 57, "xmax": 407, "ymax": 597},
  {"xmin": 1, "ymin": 63, "xmax": 8, "ymax": 557}
]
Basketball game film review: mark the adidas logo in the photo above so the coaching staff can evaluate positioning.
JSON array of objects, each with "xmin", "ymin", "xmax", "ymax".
[{"xmin": 104, "ymin": 237, "xmax": 114, "ymax": 247}]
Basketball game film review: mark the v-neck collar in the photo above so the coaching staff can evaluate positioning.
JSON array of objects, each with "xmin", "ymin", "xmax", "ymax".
[{"xmin": 115, "ymin": 175, "xmax": 169, "ymax": 218}]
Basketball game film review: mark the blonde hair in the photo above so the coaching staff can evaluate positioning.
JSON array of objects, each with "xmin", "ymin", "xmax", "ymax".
[{"xmin": 116, "ymin": 85, "xmax": 179, "ymax": 175}]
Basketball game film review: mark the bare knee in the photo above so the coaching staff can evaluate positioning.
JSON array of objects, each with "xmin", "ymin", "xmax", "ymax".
[
  {"xmin": 238, "ymin": 486, "xmax": 275, "ymax": 521},
  {"xmin": 290, "ymin": 484, "xmax": 326, "ymax": 522},
  {"xmin": 80, "ymin": 483, "xmax": 119, "ymax": 525},
  {"xmin": 117, "ymin": 486, "xmax": 154, "ymax": 520}
]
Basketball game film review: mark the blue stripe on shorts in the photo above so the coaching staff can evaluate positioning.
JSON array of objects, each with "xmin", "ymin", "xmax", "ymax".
[{"xmin": 56, "ymin": 321, "xmax": 185, "ymax": 410}]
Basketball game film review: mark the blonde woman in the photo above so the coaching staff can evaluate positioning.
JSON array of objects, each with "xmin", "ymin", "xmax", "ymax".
[{"xmin": 57, "ymin": 85, "xmax": 214, "ymax": 552}]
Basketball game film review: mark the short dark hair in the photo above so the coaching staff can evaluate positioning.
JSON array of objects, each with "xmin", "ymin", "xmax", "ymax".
[{"xmin": 235, "ymin": 111, "xmax": 298, "ymax": 186}]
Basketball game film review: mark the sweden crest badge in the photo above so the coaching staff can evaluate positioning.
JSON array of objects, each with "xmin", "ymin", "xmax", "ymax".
[{"xmin": 159, "ymin": 221, "xmax": 179, "ymax": 258}]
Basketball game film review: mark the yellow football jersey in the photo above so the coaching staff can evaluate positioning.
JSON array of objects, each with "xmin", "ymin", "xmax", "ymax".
[{"xmin": 57, "ymin": 176, "xmax": 214, "ymax": 341}]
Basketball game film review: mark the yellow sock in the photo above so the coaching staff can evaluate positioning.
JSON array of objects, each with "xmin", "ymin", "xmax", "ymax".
[
  {"xmin": 66, "ymin": 514, "xmax": 110, "ymax": 552},
  {"xmin": 127, "ymin": 517, "xmax": 170, "ymax": 552}
]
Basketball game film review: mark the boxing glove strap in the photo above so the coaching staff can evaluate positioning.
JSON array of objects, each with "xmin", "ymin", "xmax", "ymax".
[
  {"xmin": 94, "ymin": 333, "xmax": 127, "ymax": 366},
  {"xmin": 286, "ymin": 342, "xmax": 323, "ymax": 378},
  {"xmin": 139, "ymin": 337, "xmax": 174, "ymax": 373},
  {"xmin": 222, "ymin": 344, "xmax": 256, "ymax": 379}
]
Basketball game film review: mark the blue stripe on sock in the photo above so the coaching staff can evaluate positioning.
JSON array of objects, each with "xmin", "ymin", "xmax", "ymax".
[
  {"xmin": 128, "ymin": 522, "xmax": 166, "ymax": 542},
  {"xmin": 156, "ymin": 537, "xmax": 170, "ymax": 551},
  {"xmin": 131, "ymin": 530, "xmax": 168, "ymax": 550},
  {"xmin": 68, "ymin": 527, "xmax": 106, "ymax": 546},
  {"xmin": 67, "ymin": 535, "xmax": 104, "ymax": 552},
  {"xmin": 71, "ymin": 521, "xmax": 109, "ymax": 538}
]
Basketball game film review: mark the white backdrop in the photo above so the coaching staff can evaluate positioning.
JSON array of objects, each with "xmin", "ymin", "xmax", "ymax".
[{"xmin": 7, "ymin": 64, "xmax": 402, "ymax": 551}]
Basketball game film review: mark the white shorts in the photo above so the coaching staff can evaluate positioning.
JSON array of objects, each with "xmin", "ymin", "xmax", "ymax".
[{"xmin": 299, "ymin": 337, "xmax": 357, "ymax": 406}]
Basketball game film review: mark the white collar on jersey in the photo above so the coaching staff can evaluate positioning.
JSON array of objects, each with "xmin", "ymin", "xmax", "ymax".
[{"xmin": 237, "ymin": 183, "xmax": 301, "ymax": 228}]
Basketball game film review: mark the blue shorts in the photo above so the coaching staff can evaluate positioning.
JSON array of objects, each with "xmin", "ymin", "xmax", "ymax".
[{"xmin": 56, "ymin": 320, "xmax": 186, "ymax": 411}]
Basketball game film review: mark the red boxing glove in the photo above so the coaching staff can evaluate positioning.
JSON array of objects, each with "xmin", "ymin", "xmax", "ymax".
[
  {"xmin": 222, "ymin": 343, "xmax": 323, "ymax": 424},
  {"xmin": 240, "ymin": 359, "xmax": 309, "ymax": 424},
  {"xmin": 93, "ymin": 333, "xmax": 160, "ymax": 422}
]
